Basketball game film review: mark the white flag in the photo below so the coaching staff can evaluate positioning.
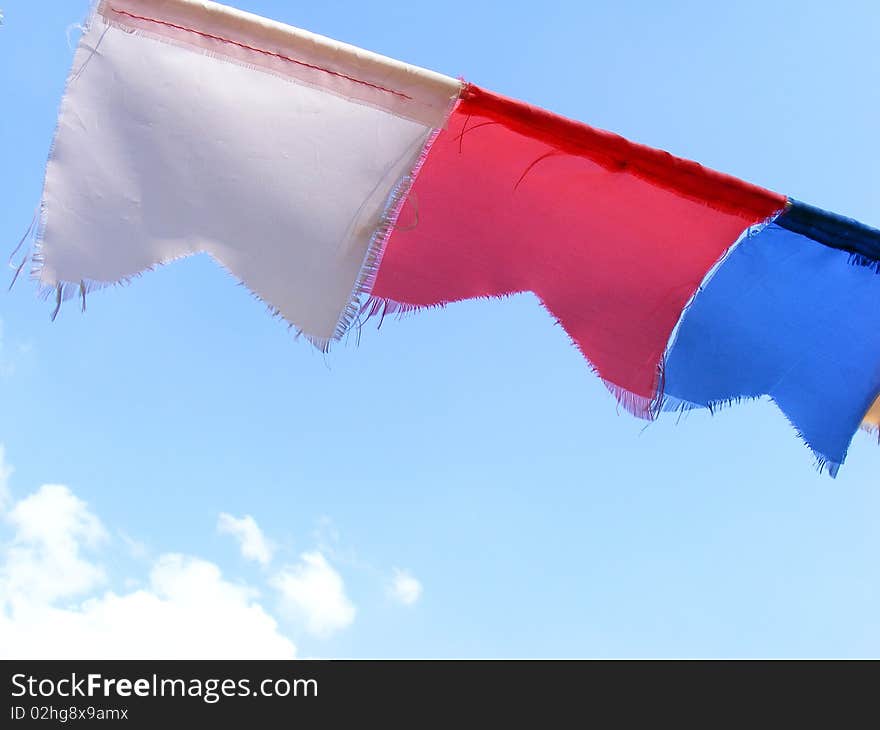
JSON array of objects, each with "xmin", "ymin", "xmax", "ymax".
[{"xmin": 36, "ymin": 0, "xmax": 460, "ymax": 346}]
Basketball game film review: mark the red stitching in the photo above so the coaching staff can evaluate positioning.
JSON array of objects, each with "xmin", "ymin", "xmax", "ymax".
[{"xmin": 108, "ymin": 7, "xmax": 413, "ymax": 101}]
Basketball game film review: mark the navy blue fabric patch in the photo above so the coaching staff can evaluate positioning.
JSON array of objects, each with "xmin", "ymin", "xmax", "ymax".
[{"xmin": 779, "ymin": 199, "xmax": 880, "ymax": 264}]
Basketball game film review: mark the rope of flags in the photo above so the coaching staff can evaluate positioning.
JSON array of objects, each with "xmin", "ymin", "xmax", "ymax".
[{"xmin": 21, "ymin": 0, "xmax": 880, "ymax": 474}]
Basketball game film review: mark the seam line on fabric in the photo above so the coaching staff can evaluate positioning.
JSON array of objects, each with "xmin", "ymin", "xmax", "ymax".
[{"xmin": 107, "ymin": 7, "xmax": 414, "ymax": 101}]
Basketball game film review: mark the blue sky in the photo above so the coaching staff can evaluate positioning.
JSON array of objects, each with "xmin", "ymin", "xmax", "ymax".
[{"xmin": 1, "ymin": 0, "xmax": 879, "ymax": 658}]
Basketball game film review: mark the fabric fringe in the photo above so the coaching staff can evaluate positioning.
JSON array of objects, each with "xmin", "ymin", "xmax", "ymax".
[
  {"xmin": 335, "ymin": 120, "xmax": 450, "ymax": 347},
  {"xmin": 359, "ymin": 295, "xmax": 445, "ymax": 329},
  {"xmin": 602, "ymin": 380, "xmax": 656, "ymax": 420},
  {"xmin": 362, "ymin": 290, "xmax": 659, "ymax": 419},
  {"xmin": 7, "ymin": 212, "xmax": 38, "ymax": 292},
  {"xmin": 846, "ymin": 252, "xmax": 880, "ymax": 273},
  {"xmin": 660, "ymin": 393, "xmax": 842, "ymax": 477},
  {"xmin": 859, "ymin": 419, "xmax": 880, "ymax": 442}
]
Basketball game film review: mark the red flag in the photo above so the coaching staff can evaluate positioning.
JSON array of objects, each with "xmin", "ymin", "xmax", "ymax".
[{"xmin": 371, "ymin": 84, "xmax": 785, "ymax": 415}]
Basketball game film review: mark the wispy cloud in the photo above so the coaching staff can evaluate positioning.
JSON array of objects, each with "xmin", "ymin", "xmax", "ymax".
[
  {"xmin": 389, "ymin": 568, "xmax": 423, "ymax": 606},
  {"xmin": 217, "ymin": 513, "xmax": 273, "ymax": 566}
]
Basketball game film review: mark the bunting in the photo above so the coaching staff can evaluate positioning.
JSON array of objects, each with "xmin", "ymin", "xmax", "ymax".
[{"xmin": 22, "ymin": 0, "xmax": 880, "ymax": 474}]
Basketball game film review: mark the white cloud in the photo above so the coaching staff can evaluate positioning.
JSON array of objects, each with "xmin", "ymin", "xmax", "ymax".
[
  {"xmin": 0, "ymin": 554, "xmax": 296, "ymax": 659},
  {"xmin": 389, "ymin": 568, "xmax": 422, "ymax": 606},
  {"xmin": 272, "ymin": 551, "xmax": 355, "ymax": 638},
  {"xmin": 0, "ymin": 470, "xmax": 295, "ymax": 659},
  {"xmin": 0, "ymin": 448, "xmax": 431, "ymax": 657},
  {"xmin": 217, "ymin": 513, "xmax": 273, "ymax": 566},
  {"xmin": 1, "ymin": 484, "xmax": 107, "ymax": 607}
]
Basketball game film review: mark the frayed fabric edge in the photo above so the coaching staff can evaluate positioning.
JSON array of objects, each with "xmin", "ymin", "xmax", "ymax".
[
  {"xmin": 658, "ymin": 393, "xmax": 843, "ymax": 477},
  {"xmin": 26, "ymin": 245, "xmax": 348, "ymax": 353},
  {"xmin": 361, "ymin": 291, "xmax": 659, "ymax": 419},
  {"xmin": 335, "ymin": 108, "xmax": 455, "ymax": 347},
  {"xmin": 859, "ymin": 420, "xmax": 880, "ymax": 443}
]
